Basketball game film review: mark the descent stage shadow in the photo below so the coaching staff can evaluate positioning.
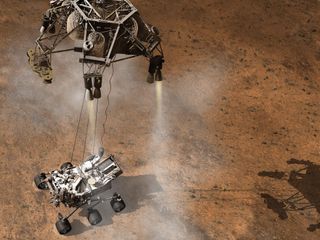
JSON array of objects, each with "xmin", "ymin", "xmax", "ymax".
[
  {"xmin": 258, "ymin": 158, "xmax": 320, "ymax": 232},
  {"xmin": 67, "ymin": 174, "xmax": 163, "ymax": 236}
]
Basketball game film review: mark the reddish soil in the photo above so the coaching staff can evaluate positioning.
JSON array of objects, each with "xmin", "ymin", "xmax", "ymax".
[{"xmin": 0, "ymin": 0, "xmax": 320, "ymax": 239}]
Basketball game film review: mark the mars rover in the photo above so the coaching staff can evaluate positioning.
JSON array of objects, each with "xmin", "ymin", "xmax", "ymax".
[
  {"xmin": 30, "ymin": 0, "xmax": 164, "ymax": 234},
  {"xmin": 34, "ymin": 148, "xmax": 125, "ymax": 234}
]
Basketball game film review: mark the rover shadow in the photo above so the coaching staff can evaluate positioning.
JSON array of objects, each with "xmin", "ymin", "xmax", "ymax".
[
  {"xmin": 259, "ymin": 158, "xmax": 320, "ymax": 231},
  {"xmin": 260, "ymin": 193, "xmax": 288, "ymax": 220},
  {"xmin": 258, "ymin": 170, "xmax": 286, "ymax": 179},
  {"xmin": 67, "ymin": 219, "xmax": 93, "ymax": 236},
  {"xmin": 67, "ymin": 174, "xmax": 163, "ymax": 235},
  {"xmin": 111, "ymin": 174, "xmax": 163, "ymax": 213}
]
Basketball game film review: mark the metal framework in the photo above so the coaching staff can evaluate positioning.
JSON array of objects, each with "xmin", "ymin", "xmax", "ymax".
[{"xmin": 28, "ymin": 0, "xmax": 164, "ymax": 96}]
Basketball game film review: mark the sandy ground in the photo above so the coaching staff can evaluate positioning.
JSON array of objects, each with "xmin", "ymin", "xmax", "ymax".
[{"xmin": 0, "ymin": 0, "xmax": 320, "ymax": 239}]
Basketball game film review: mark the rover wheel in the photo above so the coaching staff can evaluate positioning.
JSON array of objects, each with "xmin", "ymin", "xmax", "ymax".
[
  {"xmin": 55, "ymin": 218, "xmax": 72, "ymax": 235},
  {"xmin": 87, "ymin": 209, "xmax": 102, "ymax": 225},
  {"xmin": 60, "ymin": 162, "xmax": 73, "ymax": 171},
  {"xmin": 34, "ymin": 173, "xmax": 48, "ymax": 190},
  {"xmin": 110, "ymin": 193, "xmax": 126, "ymax": 212}
]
